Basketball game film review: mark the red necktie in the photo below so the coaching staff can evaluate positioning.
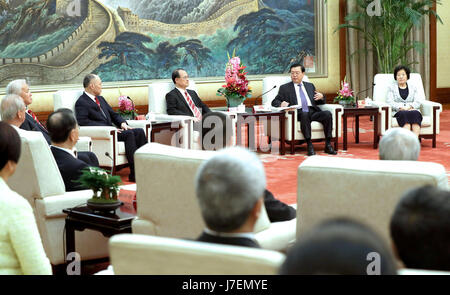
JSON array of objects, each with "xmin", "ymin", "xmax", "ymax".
[
  {"xmin": 184, "ymin": 91, "xmax": 202, "ymax": 120},
  {"xmin": 27, "ymin": 109, "xmax": 46, "ymax": 130},
  {"xmin": 95, "ymin": 96, "xmax": 101, "ymax": 108}
]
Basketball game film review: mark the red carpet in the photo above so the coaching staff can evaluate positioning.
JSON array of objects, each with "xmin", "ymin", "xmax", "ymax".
[{"xmin": 118, "ymin": 110, "xmax": 450, "ymax": 206}]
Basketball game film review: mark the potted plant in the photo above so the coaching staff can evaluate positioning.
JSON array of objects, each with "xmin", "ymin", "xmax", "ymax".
[
  {"xmin": 216, "ymin": 50, "xmax": 252, "ymax": 108},
  {"xmin": 334, "ymin": 78, "xmax": 355, "ymax": 107},
  {"xmin": 332, "ymin": 0, "xmax": 442, "ymax": 72},
  {"xmin": 76, "ymin": 167, "xmax": 123, "ymax": 212},
  {"xmin": 118, "ymin": 95, "xmax": 137, "ymax": 120}
]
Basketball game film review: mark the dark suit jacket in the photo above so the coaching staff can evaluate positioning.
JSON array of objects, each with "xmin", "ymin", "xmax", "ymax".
[
  {"xmin": 197, "ymin": 232, "xmax": 260, "ymax": 248},
  {"xmin": 264, "ymin": 190, "xmax": 296, "ymax": 222},
  {"xmin": 75, "ymin": 93, "xmax": 126, "ymax": 127},
  {"xmin": 166, "ymin": 88, "xmax": 211, "ymax": 117},
  {"xmin": 271, "ymin": 81, "xmax": 326, "ymax": 112},
  {"xmin": 51, "ymin": 147, "xmax": 90, "ymax": 192},
  {"xmin": 20, "ymin": 113, "xmax": 51, "ymax": 144}
]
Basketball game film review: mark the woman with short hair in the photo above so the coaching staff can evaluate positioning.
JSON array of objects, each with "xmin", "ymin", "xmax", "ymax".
[
  {"xmin": 386, "ymin": 65, "xmax": 423, "ymax": 137},
  {"xmin": 0, "ymin": 122, "xmax": 52, "ymax": 275}
]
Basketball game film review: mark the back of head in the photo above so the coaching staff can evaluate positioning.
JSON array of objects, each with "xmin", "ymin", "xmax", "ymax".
[
  {"xmin": 195, "ymin": 146, "xmax": 266, "ymax": 232},
  {"xmin": 201, "ymin": 112, "xmax": 233, "ymax": 150},
  {"xmin": 0, "ymin": 94, "xmax": 25, "ymax": 122},
  {"xmin": 0, "ymin": 121, "xmax": 21, "ymax": 171},
  {"xmin": 379, "ymin": 128, "xmax": 420, "ymax": 161},
  {"xmin": 46, "ymin": 108, "xmax": 77, "ymax": 144},
  {"xmin": 390, "ymin": 185, "xmax": 450, "ymax": 271},
  {"xmin": 5, "ymin": 79, "xmax": 27, "ymax": 95},
  {"xmin": 280, "ymin": 218, "xmax": 397, "ymax": 275}
]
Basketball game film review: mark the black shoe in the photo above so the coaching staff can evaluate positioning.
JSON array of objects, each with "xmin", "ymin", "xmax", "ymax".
[
  {"xmin": 307, "ymin": 144, "xmax": 316, "ymax": 156},
  {"xmin": 324, "ymin": 143, "xmax": 337, "ymax": 155},
  {"xmin": 128, "ymin": 174, "xmax": 136, "ymax": 182}
]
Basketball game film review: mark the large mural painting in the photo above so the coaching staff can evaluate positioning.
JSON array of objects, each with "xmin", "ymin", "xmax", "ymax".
[{"xmin": 0, "ymin": 0, "xmax": 315, "ymax": 86}]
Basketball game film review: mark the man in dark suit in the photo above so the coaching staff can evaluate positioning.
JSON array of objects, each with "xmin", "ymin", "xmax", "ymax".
[
  {"xmin": 47, "ymin": 109, "xmax": 100, "ymax": 192},
  {"xmin": 75, "ymin": 74, "xmax": 147, "ymax": 182},
  {"xmin": 5, "ymin": 79, "xmax": 51, "ymax": 144},
  {"xmin": 195, "ymin": 147, "xmax": 265, "ymax": 248},
  {"xmin": 166, "ymin": 68, "xmax": 211, "ymax": 131},
  {"xmin": 271, "ymin": 64, "xmax": 337, "ymax": 156},
  {"xmin": 5, "ymin": 79, "xmax": 98, "ymax": 166}
]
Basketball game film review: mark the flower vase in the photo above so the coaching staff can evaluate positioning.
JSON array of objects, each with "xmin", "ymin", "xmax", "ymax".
[
  {"xmin": 339, "ymin": 100, "xmax": 353, "ymax": 107},
  {"xmin": 226, "ymin": 95, "xmax": 245, "ymax": 108}
]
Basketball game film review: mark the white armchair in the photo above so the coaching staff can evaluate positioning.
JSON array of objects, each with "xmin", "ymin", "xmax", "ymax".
[
  {"xmin": 109, "ymin": 234, "xmax": 285, "ymax": 275},
  {"xmin": 132, "ymin": 143, "xmax": 297, "ymax": 252},
  {"xmin": 7, "ymin": 130, "xmax": 109, "ymax": 265},
  {"xmin": 372, "ymin": 73, "xmax": 442, "ymax": 147},
  {"xmin": 297, "ymin": 156, "xmax": 448, "ymax": 245},
  {"xmin": 53, "ymin": 90, "xmax": 151, "ymax": 173},
  {"xmin": 262, "ymin": 76, "xmax": 343, "ymax": 154}
]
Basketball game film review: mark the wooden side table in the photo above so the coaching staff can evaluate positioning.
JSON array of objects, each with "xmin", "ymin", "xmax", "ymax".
[
  {"xmin": 62, "ymin": 205, "xmax": 136, "ymax": 264},
  {"xmin": 342, "ymin": 107, "xmax": 380, "ymax": 150},
  {"xmin": 236, "ymin": 111, "xmax": 286, "ymax": 155}
]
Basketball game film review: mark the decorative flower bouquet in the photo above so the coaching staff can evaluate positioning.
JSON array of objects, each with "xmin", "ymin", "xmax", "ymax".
[
  {"xmin": 118, "ymin": 95, "xmax": 137, "ymax": 119},
  {"xmin": 334, "ymin": 78, "xmax": 355, "ymax": 105},
  {"xmin": 76, "ymin": 167, "xmax": 122, "ymax": 207},
  {"xmin": 216, "ymin": 50, "xmax": 252, "ymax": 108}
]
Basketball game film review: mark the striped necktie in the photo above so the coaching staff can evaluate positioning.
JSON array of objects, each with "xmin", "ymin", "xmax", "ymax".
[
  {"xmin": 27, "ymin": 109, "xmax": 47, "ymax": 130},
  {"xmin": 184, "ymin": 91, "xmax": 202, "ymax": 120}
]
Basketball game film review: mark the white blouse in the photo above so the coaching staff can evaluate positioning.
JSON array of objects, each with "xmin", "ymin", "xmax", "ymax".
[{"xmin": 0, "ymin": 177, "xmax": 52, "ymax": 275}]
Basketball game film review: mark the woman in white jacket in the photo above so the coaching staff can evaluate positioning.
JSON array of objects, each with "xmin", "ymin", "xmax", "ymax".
[
  {"xmin": 0, "ymin": 122, "xmax": 52, "ymax": 275},
  {"xmin": 386, "ymin": 65, "xmax": 423, "ymax": 137}
]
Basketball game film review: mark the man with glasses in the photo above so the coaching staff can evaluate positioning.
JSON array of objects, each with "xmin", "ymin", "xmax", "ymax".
[
  {"xmin": 166, "ymin": 68, "xmax": 211, "ymax": 130},
  {"xmin": 271, "ymin": 63, "xmax": 337, "ymax": 156}
]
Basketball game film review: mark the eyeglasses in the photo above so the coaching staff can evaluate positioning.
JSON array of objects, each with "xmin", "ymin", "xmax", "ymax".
[
  {"xmin": 179, "ymin": 76, "xmax": 189, "ymax": 80},
  {"xmin": 290, "ymin": 72, "xmax": 303, "ymax": 76}
]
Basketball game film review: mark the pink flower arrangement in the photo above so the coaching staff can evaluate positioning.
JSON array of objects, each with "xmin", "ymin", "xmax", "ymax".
[
  {"xmin": 118, "ymin": 95, "xmax": 137, "ymax": 117},
  {"xmin": 217, "ymin": 51, "xmax": 252, "ymax": 105},
  {"xmin": 334, "ymin": 78, "xmax": 355, "ymax": 103}
]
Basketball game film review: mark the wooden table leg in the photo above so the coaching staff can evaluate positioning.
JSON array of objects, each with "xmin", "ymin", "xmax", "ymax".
[
  {"xmin": 280, "ymin": 115, "xmax": 285, "ymax": 155},
  {"xmin": 374, "ymin": 111, "xmax": 379, "ymax": 149},
  {"xmin": 65, "ymin": 219, "xmax": 75, "ymax": 264},
  {"xmin": 343, "ymin": 115, "xmax": 348, "ymax": 150},
  {"xmin": 355, "ymin": 115, "xmax": 360, "ymax": 143}
]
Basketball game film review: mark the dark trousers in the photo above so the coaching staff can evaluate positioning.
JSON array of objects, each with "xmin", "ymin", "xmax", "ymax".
[
  {"xmin": 78, "ymin": 151, "xmax": 99, "ymax": 167},
  {"xmin": 117, "ymin": 128, "xmax": 147, "ymax": 176},
  {"xmin": 297, "ymin": 108, "xmax": 333, "ymax": 141}
]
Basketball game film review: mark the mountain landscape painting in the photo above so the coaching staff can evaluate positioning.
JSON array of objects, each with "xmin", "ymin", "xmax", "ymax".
[{"xmin": 0, "ymin": 0, "xmax": 315, "ymax": 85}]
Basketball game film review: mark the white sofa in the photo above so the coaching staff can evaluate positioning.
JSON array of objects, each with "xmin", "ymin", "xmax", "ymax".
[
  {"xmin": 297, "ymin": 156, "xmax": 448, "ymax": 245},
  {"xmin": 7, "ymin": 130, "xmax": 110, "ymax": 265},
  {"xmin": 132, "ymin": 143, "xmax": 297, "ymax": 252},
  {"xmin": 109, "ymin": 234, "xmax": 285, "ymax": 275},
  {"xmin": 53, "ymin": 90, "xmax": 151, "ymax": 173},
  {"xmin": 372, "ymin": 73, "xmax": 442, "ymax": 147},
  {"xmin": 262, "ymin": 76, "xmax": 343, "ymax": 154}
]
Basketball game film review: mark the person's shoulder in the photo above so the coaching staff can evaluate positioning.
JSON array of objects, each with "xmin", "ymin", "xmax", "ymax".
[
  {"xmin": 279, "ymin": 81, "xmax": 293, "ymax": 90},
  {"xmin": 0, "ymin": 188, "xmax": 32, "ymax": 213},
  {"xmin": 75, "ymin": 93, "xmax": 89, "ymax": 104}
]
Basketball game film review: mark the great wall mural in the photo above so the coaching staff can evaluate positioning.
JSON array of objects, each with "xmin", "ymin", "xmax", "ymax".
[{"xmin": 0, "ymin": 0, "xmax": 315, "ymax": 86}]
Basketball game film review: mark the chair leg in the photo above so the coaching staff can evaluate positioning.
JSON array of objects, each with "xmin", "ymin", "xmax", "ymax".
[{"xmin": 432, "ymin": 134, "xmax": 436, "ymax": 148}]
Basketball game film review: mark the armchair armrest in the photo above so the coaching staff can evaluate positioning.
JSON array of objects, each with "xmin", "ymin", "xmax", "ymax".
[
  {"xmin": 370, "ymin": 101, "xmax": 391, "ymax": 134},
  {"xmin": 319, "ymin": 104, "xmax": 343, "ymax": 139},
  {"xmin": 126, "ymin": 120, "xmax": 152, "ymax": 141},
  {"xmin": 421, "ymin": 100, "xmax": 442, "ymax": 117},
  {"xmin": 76, "ymin": 136, "xmax": 92, "ymax": 152},
  {"xmin": 79, "ymin": 126, "xmax": 117, "ymax": 140}
]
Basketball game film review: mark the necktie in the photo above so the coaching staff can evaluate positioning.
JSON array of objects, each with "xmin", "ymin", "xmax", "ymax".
[
  {"xmin": 298, "ymin": 84, "xmax": 309, "ymax": 112},
  {"xmin": 95, "ymin": 96, "xmax": 106, "ymax": 118},
  {"xmin": 27, "ymin": 109, "xmax": 47, "ymax": 130},
  {"xmin": 184, "ymin": 91, "xmax": 202, "ymax": 120}
]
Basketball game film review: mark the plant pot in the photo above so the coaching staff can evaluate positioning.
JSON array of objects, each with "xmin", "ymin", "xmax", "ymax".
[
  {"xmin": 226, "ymin": 95, "xmax": 245, "ymax": 108},
  {"xmin": 87, "ymin": 199, "xmax": 122, "ymax": 213},
  {"xmin": 338, "ymin": 100, "xmax": 354, "ymax": 107},
  {"xmin": 120, "ymin": 113, "xmax": 135, "ymax": 120}
]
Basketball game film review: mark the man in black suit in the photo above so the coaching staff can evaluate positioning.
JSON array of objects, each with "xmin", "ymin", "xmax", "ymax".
[
  {"xmin": 271, "ymin": 64, "xmax": 337, "ymax": 156},
  {"xmin": 195, "ymin": 147, "xmax": 265, "ymax": 248},
  {"xmin": 5, "ymin": 79, "xmax": 98, "ymax": 166},
  {"xmin": 47, "ymin": 109, "xmax": 99, "ymax": 192},
  {"xmin": 75, "ymin": 74, "xmax": 147, "ymax": 182},
  {"xmin": 166, "ymin": 68, "xmax": 211, "ymax": 131},
  {"xmin": 6, "ymin": 79, "xmax": 51, "ymax": 144}
]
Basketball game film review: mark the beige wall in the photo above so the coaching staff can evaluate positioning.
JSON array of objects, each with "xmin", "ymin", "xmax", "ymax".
[
  {"xmin": 437, "ymin": 2, "xmax": 450, "ymax": 88},
  {"xmin": 3, "ymin": 2, "xmax": 341, "ymax": 113}
]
